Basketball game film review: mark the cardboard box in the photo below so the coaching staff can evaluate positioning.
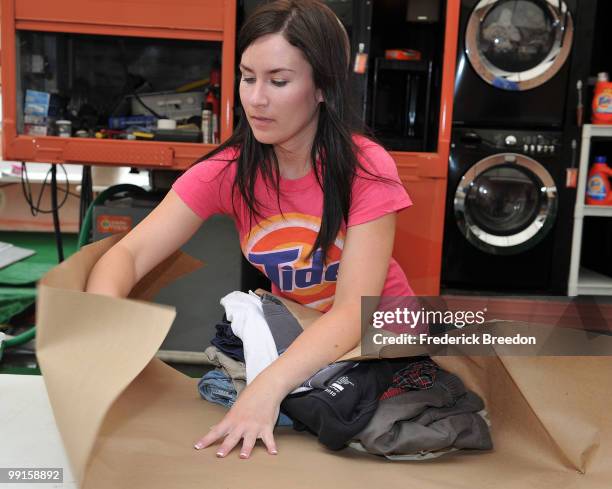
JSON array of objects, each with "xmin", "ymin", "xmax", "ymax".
[
  {"xmin": 36, "ymin": 235, "xmax": 612, "ymax": 489},
  {"xmin": 24, "ymin": 89, "xmax": 60, "ymax": 117}
]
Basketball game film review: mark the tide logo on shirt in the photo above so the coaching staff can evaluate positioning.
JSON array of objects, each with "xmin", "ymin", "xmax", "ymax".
[{"xmin": 242, "ymin": 213, "xmax": 344, "ymax": 311}]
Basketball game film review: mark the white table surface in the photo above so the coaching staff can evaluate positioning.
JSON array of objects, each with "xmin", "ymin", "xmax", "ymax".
[{"xmin": 0, "ymin": 374, "xmax": 77, "ymax": 488}]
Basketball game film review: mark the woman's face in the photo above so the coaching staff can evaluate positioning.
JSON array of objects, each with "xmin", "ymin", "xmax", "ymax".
[{"xmin": 239, "ymin": 33, "xmax": 323, "ymax": 149}]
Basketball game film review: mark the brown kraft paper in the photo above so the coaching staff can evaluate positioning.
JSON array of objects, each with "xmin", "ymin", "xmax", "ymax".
[{"xmin": 36, "ymin": 235, "xmax": 612, "ymax": 489}]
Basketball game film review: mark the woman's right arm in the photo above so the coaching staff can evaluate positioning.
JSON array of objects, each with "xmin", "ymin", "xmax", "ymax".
[{"xmin": 85, "ymin": 189, "xmax": 204, "ymax": 298}]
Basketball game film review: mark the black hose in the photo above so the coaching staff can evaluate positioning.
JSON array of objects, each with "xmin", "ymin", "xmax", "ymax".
[
  {"xmin": 50, "ymin": 164, "xmax": 65, "ymax": 263},
  {"xmin": 79, "ymin": 166, "xmax": 93, "ymax": 232}
]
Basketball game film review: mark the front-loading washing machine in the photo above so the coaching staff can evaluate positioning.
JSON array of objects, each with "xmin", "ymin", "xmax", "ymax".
[
  {"xmin": 453, "ymin": 0, "xmax": 575, "ymax": 128},
  {"xmin": 441, "ymin": 127, "xmax": 571, "ymax": 292}
]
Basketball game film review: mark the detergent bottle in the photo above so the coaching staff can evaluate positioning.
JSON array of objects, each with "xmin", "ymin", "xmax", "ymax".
[
  {"xmin": 208, "ymin": 63, "xmax": 221, "ymax": 144},
  {"xmin": 592, "ymin": 72, "xmax": 612, "ymax": 125},
  {"xmin": 586, "ymin": 156, "xmax": 612, "ymax": 205}
]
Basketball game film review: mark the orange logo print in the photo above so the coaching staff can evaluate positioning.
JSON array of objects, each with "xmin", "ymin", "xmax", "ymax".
[{"xmin": 242, "ymin": 214, "xmax": 344, "ymax": 311}]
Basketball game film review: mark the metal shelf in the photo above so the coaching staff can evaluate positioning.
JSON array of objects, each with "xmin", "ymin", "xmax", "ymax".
[
  {"xmin": 375, "ymin": 58, "xmax": 430, "ymax": 73},
  {"xmin": 568, "ymin": 125, "xmax": 612, "ymax": 296},
  {"xmin": 575, "ymin": 268, "xmax": 612, "ymax": 296},
  {"xmin": 588, "ymin": 125, "xmax": 612, "ymax": 138},
  {"xmin": 583, "ymin": 205, "xmax": 612, "ymax": 217}
]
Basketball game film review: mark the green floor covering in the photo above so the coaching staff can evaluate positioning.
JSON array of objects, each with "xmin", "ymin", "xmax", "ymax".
[{"xmin": 0, "ymin": 232, "xmax": 78, "ymax": 324}]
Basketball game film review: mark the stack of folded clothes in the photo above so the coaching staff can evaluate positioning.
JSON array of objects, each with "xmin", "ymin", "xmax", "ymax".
[
  {"xmin": 349, "ymin": 362, "xmax": 492, "ymax": 460},
  {"xmin": 197, "ymin": 291, "xmax": 493, "ymax": 458},
  {"xmin": 281, "ymin": 357, "xmax": 492, "ymax": 459}
]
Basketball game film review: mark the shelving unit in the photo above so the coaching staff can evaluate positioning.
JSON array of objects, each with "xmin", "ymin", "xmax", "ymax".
[
  {"xmin": 0, "ymin": 0, "xmax": 237, "ymax": 170},
  {"xmin": 568, "ymin": 124, "xmax": 612, "ymax": 296}
]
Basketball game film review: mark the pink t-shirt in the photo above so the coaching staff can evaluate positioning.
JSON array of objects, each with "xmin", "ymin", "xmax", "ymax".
[{"xmin": 172, "ymin": 134, "xmax": 414, "ymax": 311}]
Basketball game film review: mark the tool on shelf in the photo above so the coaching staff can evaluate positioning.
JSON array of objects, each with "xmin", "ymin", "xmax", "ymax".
[
  {"xmin": 576, "ymin": 79, "xmax": 583, "ymax": 128},
  {"xmin": 566, "ymin": 139, "xmax": 578, "ymax": 188}
]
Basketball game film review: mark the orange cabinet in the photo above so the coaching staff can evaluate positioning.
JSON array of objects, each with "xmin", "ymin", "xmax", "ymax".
[
  {"xmin": 1, "ymin": 0, "xmax": 236, "ymax": 169},
  {"xmin": 393, "ymin": 157, "xmax": 449, "ymax": 296},
  {"xmin": 391, "ymin": 0, "xmax": 459, "ymax": 296}
]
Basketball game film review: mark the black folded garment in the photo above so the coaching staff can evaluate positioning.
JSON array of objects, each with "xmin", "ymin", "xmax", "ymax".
[{"xmin": 281, "ymin": 361, "xmax": 394, "ymax": 450}]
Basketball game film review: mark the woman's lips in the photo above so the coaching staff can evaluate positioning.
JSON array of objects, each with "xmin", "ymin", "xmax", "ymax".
[{"xmin": 250, "ymin": 116, "xmax": 274, "ymax": 128}]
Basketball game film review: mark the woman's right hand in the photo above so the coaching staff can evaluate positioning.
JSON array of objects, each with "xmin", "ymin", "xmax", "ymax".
[{"xmin": 194, "ymin": 379, "xmax": 281, "ymax": 458}]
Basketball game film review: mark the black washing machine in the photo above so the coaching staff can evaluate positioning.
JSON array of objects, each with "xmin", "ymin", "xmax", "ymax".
[
  {"xmin": 453, "ymin": 0, "xmax": 575, "ymax": 128},
  {"xmin": 441, "ymin": 127, "xmax": 570, "ymax": 292}
]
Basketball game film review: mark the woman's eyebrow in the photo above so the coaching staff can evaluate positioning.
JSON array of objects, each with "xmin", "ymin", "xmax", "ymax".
[{"xmin": 239, "ymin": 63, "xmax": 295, "ymax": 74}]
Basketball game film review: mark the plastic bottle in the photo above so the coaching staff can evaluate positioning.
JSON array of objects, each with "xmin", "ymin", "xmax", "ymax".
[
  {"xmin": 209, "ymin": 64, "xmax": 221, "ymax": 92},
  {"xmin": 592, "ymin": 72, "xmax": 612, "ymax": 125},
  {"xmin": 585, "ymin": 156, "xmax": 612, "ymax": 206},
  {"xmin": 205, "ymin": 89, "xmax": 219, "ymax": 144},
  {"xmin": 208, "ymin": 64, "xmax": 221, "ymax": 144},
  {"xmin": 201, "ymin": 102, "xmax": 212, "ymax": 144}
]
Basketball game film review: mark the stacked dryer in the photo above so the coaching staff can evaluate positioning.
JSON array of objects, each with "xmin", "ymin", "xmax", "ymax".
[{"xmin": 442, "ymin": 0, "xmax": 591, "ymax": 293}]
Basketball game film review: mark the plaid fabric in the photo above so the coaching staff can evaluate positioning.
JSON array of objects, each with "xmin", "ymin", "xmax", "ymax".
[{"xmin": 380, "ymin": 360, "xmax": 439, "ymax": 400}]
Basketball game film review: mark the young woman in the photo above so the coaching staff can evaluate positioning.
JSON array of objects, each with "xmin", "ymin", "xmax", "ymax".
[{"xmin": 86, "ymin": 0, "xmax": 413, "ymax": 459}]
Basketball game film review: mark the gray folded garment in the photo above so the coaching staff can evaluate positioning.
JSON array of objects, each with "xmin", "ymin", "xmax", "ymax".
[
  {"xmin": 260, "ymin": 292, "xmax": 359, "ymax": 390},
  {"xmin": 356, "ymin": 371, "xmax": 493, "ymax": 456},
  {"xmin": 261, "ymin": 293, "xmax": 304, "ymax": 354}
]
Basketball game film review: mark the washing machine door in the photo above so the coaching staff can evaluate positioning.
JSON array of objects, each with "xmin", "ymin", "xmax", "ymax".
[
  {"xmin": 465, "ymin": 0, "xmax": 573, "ymax": 91},
  {"xmin": 454, "ymin": 153, "xmax": 557, "ymax": 255}
]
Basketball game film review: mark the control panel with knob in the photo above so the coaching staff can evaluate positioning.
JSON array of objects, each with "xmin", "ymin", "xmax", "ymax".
[
  {"xmin": 517, "ymin": 134, "xmax": 559, "ymax": 156},
  {"xmin": 453, "ymin": 129, "xmax": 561, "ymax": 156},
  {"xmin": 505, "ymin": 135, "xmax": 517, "ymax": 146}
]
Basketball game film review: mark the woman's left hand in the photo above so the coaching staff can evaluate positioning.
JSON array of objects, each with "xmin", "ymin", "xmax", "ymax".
[{"xmin": 193, "ymin": 382, "xmax": 280, "ymax": 459}]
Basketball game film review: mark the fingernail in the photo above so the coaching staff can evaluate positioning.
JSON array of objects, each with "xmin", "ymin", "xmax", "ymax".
[
  {"xmin": 271, "ymin": 449, "xmax": 278, "ymax": 455},
  {"xmin": 240, "ymin": 452, "xmax": 249, "ymax": 459},
  {"xmin": 216, "ymin": 451, "xmax": 224, "ymax": 458},
  {"xmin": 194, "ymin": 443, "xmax": 202, "ymax": 450}
]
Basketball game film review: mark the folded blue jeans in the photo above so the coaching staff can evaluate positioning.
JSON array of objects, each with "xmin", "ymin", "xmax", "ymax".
[{"xmin": 198, "ymin": 369, "xmax": 293, "ymax": 427}]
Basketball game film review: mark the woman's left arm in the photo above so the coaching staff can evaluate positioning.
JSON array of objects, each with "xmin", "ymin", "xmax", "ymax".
[{"xmin": 194, "ymin": 212, "xmax": 397, "ymax": 458}]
